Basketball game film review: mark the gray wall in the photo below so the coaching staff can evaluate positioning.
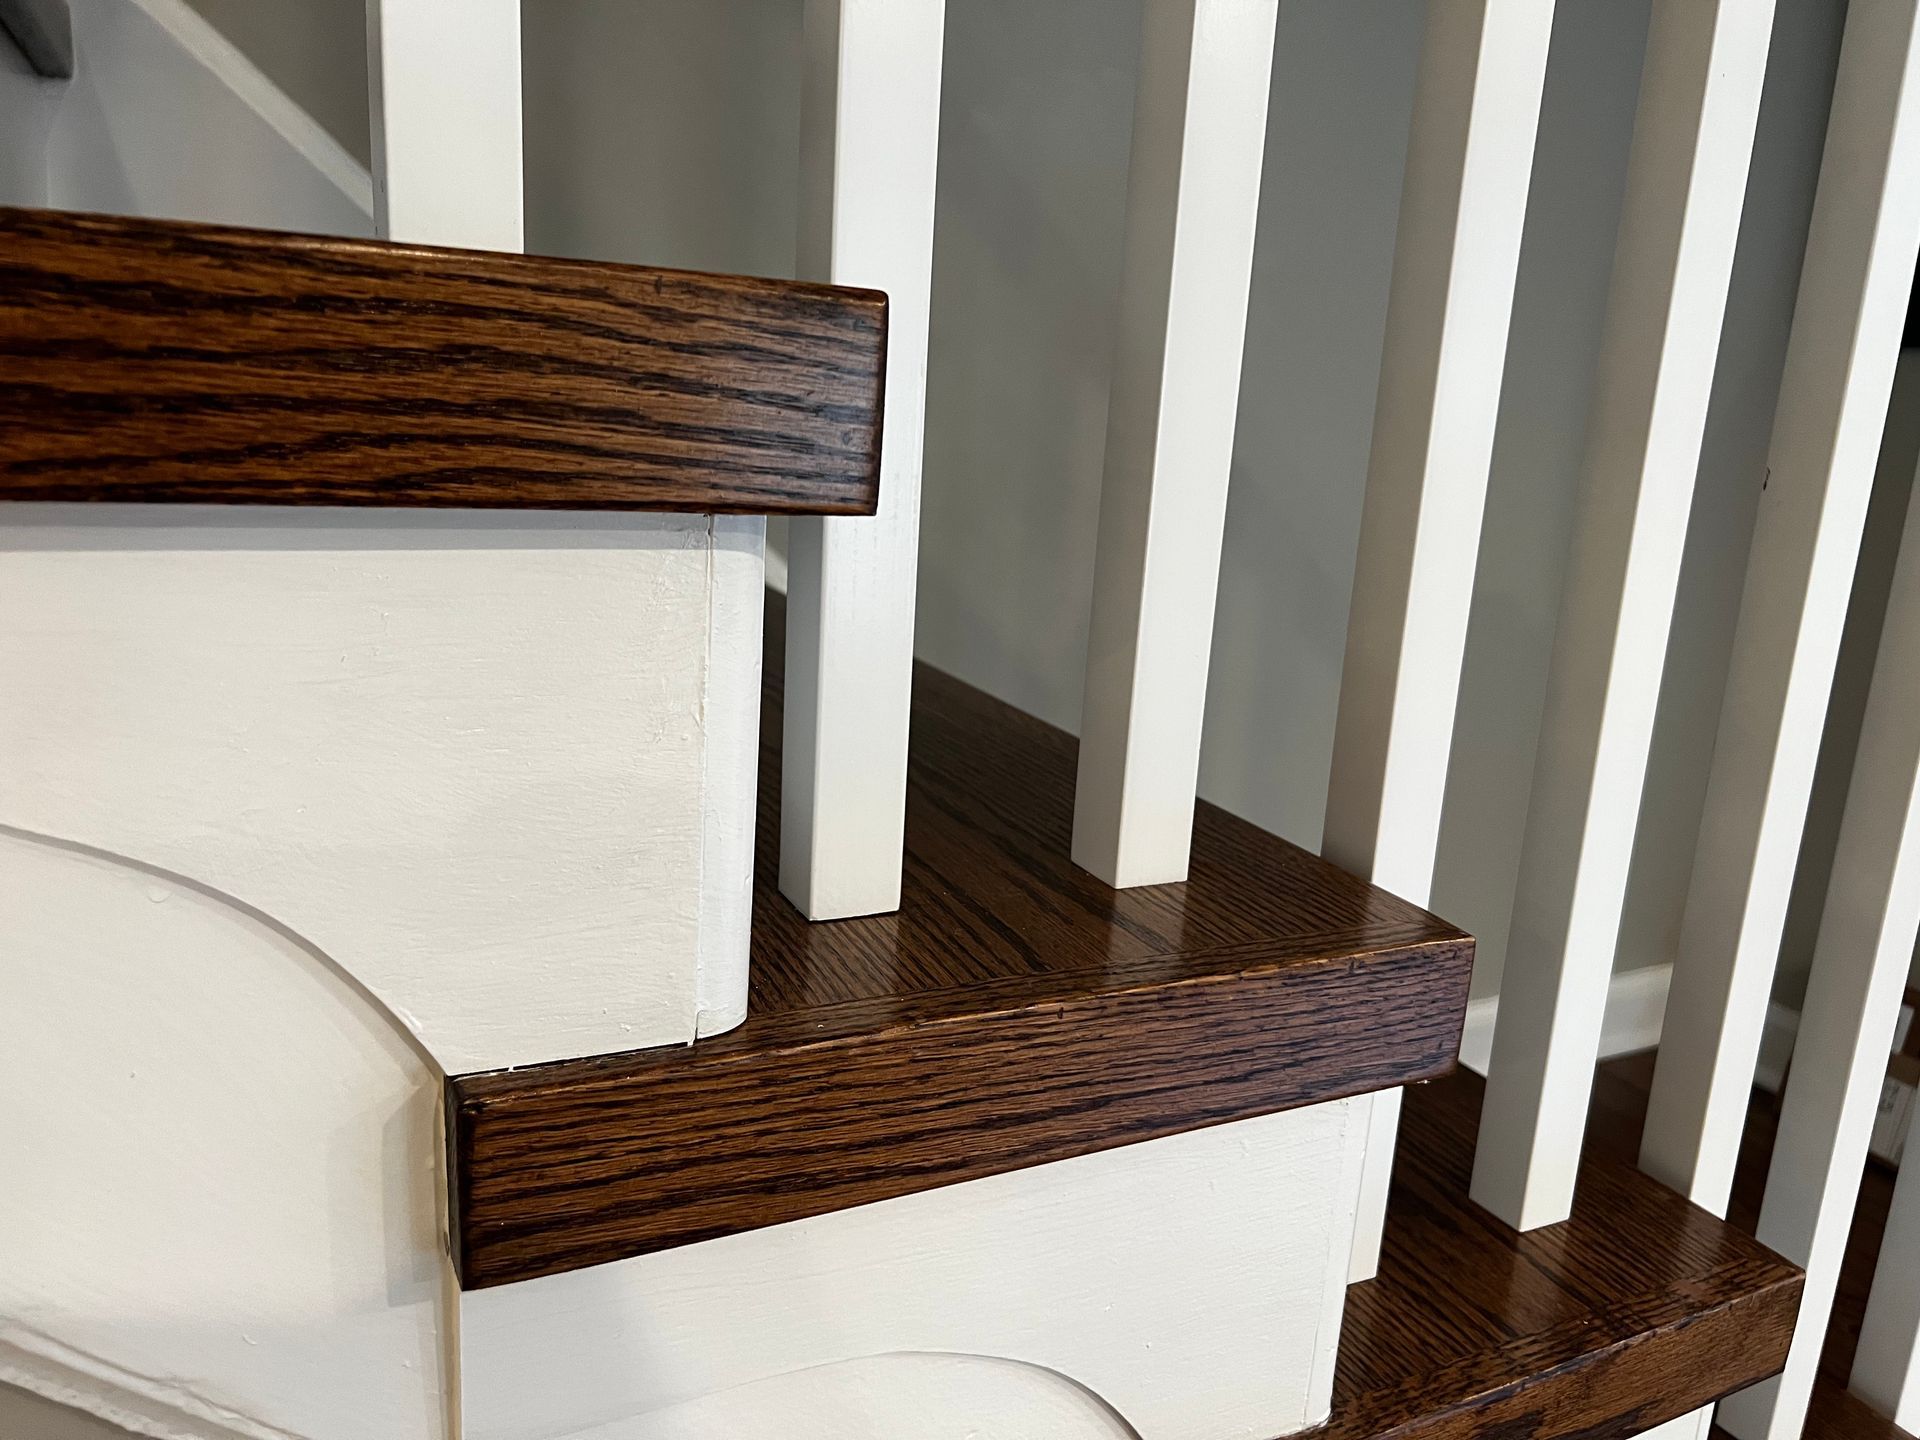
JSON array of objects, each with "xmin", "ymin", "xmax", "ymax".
[
  {"xmin": 914, "ymin": 0, "xmax": 1848, "ymax": 1005},
  {"xmin": 188, "ymin": 0, "xmax": 368, "ymax": 164},
  {"xmin": 174, "ymin": 0, "xmax": 1892, "ymax": 1007}
]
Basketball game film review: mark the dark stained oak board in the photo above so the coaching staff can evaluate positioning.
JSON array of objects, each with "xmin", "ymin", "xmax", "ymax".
[
  {"xmin": 1326, "ymin": 1068, "xmax": 1803, "ymax": 1440},
  {"xmin": 446, "ymin": 595, "xmax": 1475, "ymax": 1289},
  {"xmin": 1789, "ymin": 1382, "xmax": 1914, "ymax": 1440},
  {"xmin": 0, "ymin": 206, "xmax": 885, "ymax": 512},
  {"xmin": 1593, "ymin": 1049, "xmax": 1909, "ymax": 1440}
]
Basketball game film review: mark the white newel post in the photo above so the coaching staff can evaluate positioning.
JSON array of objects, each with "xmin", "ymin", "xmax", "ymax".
[
  {"xmin": 780, "ymin": 0, "xmax": 945, "ymax": 921},
  {"xmin": 1071, "ymin": 0, "xmax": 1279, "ymax": 890},
  {"xmin": 1471, "ymin": 0, "xmax": 1774, "ymax": 1231},
  {"xmin": 1321, "ymin": 0, "xmax": 1553, "ymax": 1283},
  {"xmin": 1646, "ymin": 0, "xmax": 1920, "ymax": 1416}
]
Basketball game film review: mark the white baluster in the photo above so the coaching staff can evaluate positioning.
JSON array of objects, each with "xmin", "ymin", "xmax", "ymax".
[
  {"xmin": 1471, "ymin": 0, "xmax": 1775, "ymax": 1230},
  {"xmin": 1655, "ymin": 4, "xmax": 1920, "ymax": 1424},
  {"xmin": 1650, "ymin": 6, "xmax": 1920, "ymax": 1428},
  {"xmin": 1718, "ymin": 384, "xmax": 1920, "ymax": 1440},
  {"xmin": 1853, "ymin": 1096, "xmax": 1920, "ymax": 1429},
  {"xmin": 1071, "ymin": 0, "xmax": 1279, "ymax": 889},
  {"xmin": 366, "ymin": 0, "xmax": 522, "ymax": 250},
  {"xmin": 1640, "ymin": 0, "xmax": 1920, "ymax": 1231},
  {"xmin": 780, "ymin": 0, "xmax": 945, "ymax": 920},
  {"xmin": 1321, "ymin": 0, "xmax": 1553, "ymax": 1282}
]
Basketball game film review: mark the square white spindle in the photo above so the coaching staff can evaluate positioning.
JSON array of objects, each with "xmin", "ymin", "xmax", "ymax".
[
  {"xmin": 1471, "ymin": 0, "xmax": 1775, "ymax": 1232},
  {"xmin": 1321, "ymin": 0, "xmax": 1553, "ymax": 1283},
  {"xmin": 366, "ymin": 0, "xmax": 522, "ymax": 251},
  {"xmin": 780, "ymin": 0, "xmax": 944, "ymax": 922},
  {"xmin": 1071, "ymin": 0, "xmax": 1279, "ymax": 890}
]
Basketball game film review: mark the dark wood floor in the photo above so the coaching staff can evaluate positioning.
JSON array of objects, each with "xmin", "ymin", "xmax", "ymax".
[
  {"xmin": 1328, "ymin": 1067, "xmax": 1800, "ymax": 1440},
  {"xmin": 1592, "ymin": 1051, "xmax": 1911, "ymax": 1439}
]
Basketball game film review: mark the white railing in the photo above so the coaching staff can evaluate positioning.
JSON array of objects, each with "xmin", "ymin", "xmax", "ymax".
[
  {"xmin": 764, "ymin": 5, "xmax": 1920, "ymax": 1435},
  {"xmin": 1071, "ymin": 0, "xmax": 1278, "ymax": 889},
  {"xmin": 1473, "ymin": 0, "xmax": 1775, "ymax": 1232}
]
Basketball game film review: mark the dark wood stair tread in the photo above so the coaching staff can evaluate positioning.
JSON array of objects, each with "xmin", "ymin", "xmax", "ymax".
[
  {"xmin": 1325, "ymin": 1069, "xmax": 1803, "ymax": 1440},
  {"xmin": 446, "ymin": 596, "xmax": 1474, "ymax": 1289},
  {"xmin": 1779, "ymin": 1382, "xmax": 1915, "ymax": 1440},
  {"xmin": 0, "ymin": 206, "xmax": 884, "ymax": 514}
]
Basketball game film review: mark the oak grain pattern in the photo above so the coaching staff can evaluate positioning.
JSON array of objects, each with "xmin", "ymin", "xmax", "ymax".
[
  {"xmin": 1790, "ymin": 1383, "xmax": 1915, "ymax": 1440},
  {"xmin": 0, "ymin": 206, "xmax": 885, "ymax": 512},
  {"xmin": 1326, "ymin": 1069, "xmax": 1803, "ymax": 1440},
  {"xmin": 1598, "ymin": 1049, "xmax": 1909, "ymax": 1440},
  {"xmin": 446, "ymin": 596, "xmax": 1475, "ymax": 1289}
]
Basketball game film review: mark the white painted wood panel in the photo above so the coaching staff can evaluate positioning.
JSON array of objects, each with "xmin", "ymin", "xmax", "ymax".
[
  {"xmin": 1852, "ymin": 1098, "xmax": 1920, "ymax": 1430},
  {"xmin": 0, "ymin": 830, "xmax": 451, "ymax": 1440},
  {"xmin": 780, "ymin": 0, "xmax": 944, "ymax": 920},
  {"xmin": 366, "ymin": 0, "xmax": 521, "ymax": 249},
  {"xmin": 1070, "ymin": 0, "xmax": 1279, "ymax": 889},
  {"xmin": 461, "ymin": 1094, "xmax": 1365, "ymax": 1440},
  {"xmin": 1472, "ymin": 0, "xmax": 1774, "ymax": 1230},
  {"xmin": 0, "ymin": 509, "xmax": 752, "ymax": 1074},
  {"xmin": 1642, "ymin": 0, "xmax": 1920, "ymax": 1228},
  {"xmin": 1717, "ymin": 407, "xmax": 1920, "ymax": 1440},
  {"xmin": 1320, "ymin": 0, "xmax": 1553, "ymax": 1282}
]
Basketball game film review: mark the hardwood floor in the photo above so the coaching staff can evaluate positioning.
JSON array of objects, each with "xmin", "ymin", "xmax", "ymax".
[{"xmin": 1589, "ymin": 1050, "xmax": 1910, "ymax": 1440}]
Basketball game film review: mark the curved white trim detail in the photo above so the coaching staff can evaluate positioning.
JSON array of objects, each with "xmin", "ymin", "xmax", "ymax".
[
  {"xmin": 0, "ymin": 822, "xmax": 437, "ymax": 1075},
  {"xmin": 603, "ymin": 1351, "xmax": 1143, "ymax": 1440},
  {"xmin": 1, "ymin": 831, "xmax": 456, "ymax": 1440}
]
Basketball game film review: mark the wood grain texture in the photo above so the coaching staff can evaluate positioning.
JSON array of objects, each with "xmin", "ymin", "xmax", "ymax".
[
  {"xmin": 1600, "ymin": 1049, "xmax": 1909, "ymax": 1440},
  {"xmin": 1789, "ymin": 1382, "xmax": 1915, "ymax": 1440},
  {"xmin": 1327, "ymin": 1068, "xmax": 1803, "ymax": 1440},
  {"xmin": 447, "ymin": 595, "xmax": 1474, "ymax": 1289},
  {"xmin": 0, "ymin": 206, "xmax": 884, "ymax": 512}
]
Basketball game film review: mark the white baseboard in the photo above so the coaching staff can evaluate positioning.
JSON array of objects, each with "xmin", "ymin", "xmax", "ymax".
[
  {"xmin": 1458, "ymin": 964, "xmax": 1673, "ymax": 1076},
  {"xmin": 1458, "ymin": 962, "xmax": 1800, "ymax": 1094}
]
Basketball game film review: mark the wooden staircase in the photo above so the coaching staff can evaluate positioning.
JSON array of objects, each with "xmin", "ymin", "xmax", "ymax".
[
  {"xmin": 446, "ymin": 595, "xmax": 1807, "ymax": 1437},
  {"xmin": 449, "ymin": 595, "xmax": 1471, "ymax": 1288},
  {"xmin": 1338, "ymin": 1071, "xmax": 1797, "ymax": 1440}
]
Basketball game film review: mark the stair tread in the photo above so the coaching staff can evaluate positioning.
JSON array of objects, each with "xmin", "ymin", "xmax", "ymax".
[
  {"xmin": 446, "ymin": 596, "xmax": 1473, "ymax": 1289},
  {"xmin": 0, "ymin": 206, "xmax": 884, "ymax": 515},
  {"xmin": 1326, "ymin": 1069, "xmax": 1803, "ymax": 1440},
  {"xmin": 1773, "ymin": 1382, "xmax": 1915, "ymax": 1440}
]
